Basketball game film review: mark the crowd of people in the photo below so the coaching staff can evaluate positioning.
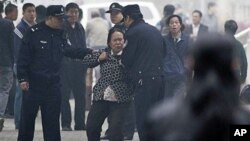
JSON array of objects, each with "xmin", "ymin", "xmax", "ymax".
[{"xmin": 0, "ymin": 1, "xmax": 249, "ymax": 141}]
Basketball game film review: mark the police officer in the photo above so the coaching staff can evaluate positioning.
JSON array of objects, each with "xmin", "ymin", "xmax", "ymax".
[
  {"xmin": 121, "ymin": 5, "xmax": 165, "ymax": 141},
  {"xmin": 17, "ymin": 5, "xmax": 92, "ymax": 141}
]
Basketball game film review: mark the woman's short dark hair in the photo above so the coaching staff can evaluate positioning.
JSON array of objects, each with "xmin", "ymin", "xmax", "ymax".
[
  {"xmin": 107, "ymin": 28, "xmax": 125, "ymax": 45},
  {"xmin": 166, "ymin": 14, "xmax": 185, "ymax": 31}
]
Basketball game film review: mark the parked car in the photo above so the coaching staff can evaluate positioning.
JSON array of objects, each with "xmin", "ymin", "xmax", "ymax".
[{"xmin": 79, "ymin": 1, "xmax": 161, "ymax": 28}]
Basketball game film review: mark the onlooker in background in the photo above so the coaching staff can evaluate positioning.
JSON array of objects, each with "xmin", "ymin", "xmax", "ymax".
[
  {"xmin": 86, "ymin": 27, "xmax": 133, "ymax": 141},
  {"xmin": 0, "ymin": 1, "xmax": 14, "ymax": 132},
  {"xmin": 35, "ymin": 5, "xmax": 46, "ymax": 23},
  {"xmin": 163, "ymin": 15, "xmax": 190, "ymax": 99},
  {"xmin": 13, "ymin": 3, "xmax": 36, "ymax": 130},
  {"xmin": 86, "ymin": 10, "xmax": 109, "ymax": 50},
  {"xmin": 184, "ymin": 10, "xmax": 208, "ymax": 43},
  {"xmin": 86, "ymin": 10, "xmax": 109, "ymax": 83},
  {"xmin": 60, "ymin": 2, "xmax": 88, "ymax": 131},
  {"xmin": 156, "ymin": 4, "xmax": 175, "ymax": 36},
  {"xmin": 224, "ymin": 20, "xmax": 248, "ymax": 84},
  {"xmin": 202, "ymin": 2, "xmax": 218, "ymax": 32},
  {"xmin": 4, "ymin": 3, "xmax": 18, "ymax": 22},
  {"xmin": 4, "ymin": 2, "xmax": 17, "ymax": 118},
  {"xmin": 101, "ymin": 3, "xmax": 136, "ymax": 140},
  {"xmin": 146, "ymin": 34, "xmax": 250, "ymax": 141},
  {"xmin": 98, "ymin": 8, "xmax": 111, "ymax": 28},
  {"xmin": 121, "ymin": 4, "xmax": 165, "ymax": 141}
]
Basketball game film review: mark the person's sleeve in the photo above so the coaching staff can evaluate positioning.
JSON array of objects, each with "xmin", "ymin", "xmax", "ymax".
[
  {"xmin": 17, "ymin": 30, "xmax": 32, "ymax": 83},
  {"xmin": 80, "ymin": 23, "xmax": 87, "ymax": 49},
  {"xmin": 63, "ymin": 45, "xmax": 93, "ymax": 59},
  {"xmin": 82, "ymin": 52, "xmax": 101, "ymax": 68},
  {"xmin": 121, "ymin": 33, "xmax": 138, "ymax": 69}
]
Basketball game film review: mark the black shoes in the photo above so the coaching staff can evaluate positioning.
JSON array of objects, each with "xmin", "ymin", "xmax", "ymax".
[
  {"xmin": 0, "ymin": 118, "xmax": 4, "ymax": 132},
  {"xmin": 62, "ymin": 126, "xmax": 73, "ymax": 131}
]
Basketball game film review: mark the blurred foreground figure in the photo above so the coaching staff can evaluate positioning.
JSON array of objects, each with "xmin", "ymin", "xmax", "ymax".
[{"xmin": 146, "ymin": 34, "xmax": 250, "ymax": 141}]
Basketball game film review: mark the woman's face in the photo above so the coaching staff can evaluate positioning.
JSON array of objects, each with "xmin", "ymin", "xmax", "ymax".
[
  {"xmin": 109, "ymin": 31, "xmax": 124, "ymax": 54},
  {"xmin": 169, "ymin": 17, "xmax": 182, "ymax": 34}
]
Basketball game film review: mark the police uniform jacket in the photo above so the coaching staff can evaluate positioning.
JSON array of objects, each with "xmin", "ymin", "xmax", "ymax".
[
  {"xmin": 82, "ymin": 48, "xmax": 133, "ymax": 103},
  {"xmin": 121, "ymin": 19, "xmax": 164, "ymax": 81},
  {"xmin": 17, "ymin": 22, "xmax": 91, "ymax": 92},
  {"xmin": 14, "ymin": 18, "xmax": 34, "ymax": 63}
]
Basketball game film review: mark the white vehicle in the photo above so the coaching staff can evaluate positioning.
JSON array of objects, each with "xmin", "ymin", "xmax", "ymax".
[{"xmin": 79, "ymin": 1, "xmax": 160, "ymax": 28}]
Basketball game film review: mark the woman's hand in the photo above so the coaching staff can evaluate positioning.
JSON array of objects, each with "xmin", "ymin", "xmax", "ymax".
[{"xmin": 98, "ymin": 52, "xmax": 108, "ymax": 61}]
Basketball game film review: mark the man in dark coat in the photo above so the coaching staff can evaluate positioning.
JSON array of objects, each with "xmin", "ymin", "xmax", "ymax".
[
  {"xmin": 60, "ymin": 2, "xmax": 88, "ymax": 131},
  {"xmin": 224, "ymin": 20, "xmax": 248, "ymax": 84},
  {"xmin": 0, "ymin": 1, "xmax": 14, "ymax": 132},
  {"xmin": 121, "ymin": 4, "xmax": 165, "ymax": 141}
]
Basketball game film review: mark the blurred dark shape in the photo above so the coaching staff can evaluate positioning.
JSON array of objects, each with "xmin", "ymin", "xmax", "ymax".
[
  {"xmin": 241, "ymin": 85, "xmax": 250, "ymax": 104},
  {"xmin": 146, "ymin": 34, "xmax": 250, "ymax": 141},
  {"xmin": 35, "ymin": 5, "xmax": 46, "ymax": 23},
  {"xmin": 0, "ymin": 1, "xmax": 3, "ymax": 14}
]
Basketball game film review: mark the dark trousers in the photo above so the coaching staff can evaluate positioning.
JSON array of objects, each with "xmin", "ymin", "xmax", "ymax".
[
  {"xmin": 86, "ymin": 101, "xmax": 129, "ymax": 141},
  {"xmin": 60, "ymin": 62, "xmax": 87, "ymax": 129},
  {"xmin": 105, "ymin": 100, "xmax": 136, "ymax": 137},
  {"xmin": 134, "ymin": 76, "xmax": 164, "ymax": 141},
  {"xmin": 18, "ymin": 89, "xmax": 61, "ymax": 141}
]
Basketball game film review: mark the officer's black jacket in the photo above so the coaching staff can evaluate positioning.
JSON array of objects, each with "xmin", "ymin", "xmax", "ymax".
[
  {"xmin": 121, "ymin": 19, "xmax": 165, "ymax": 80},
  {"xmin": 17, "ymin": 22, "xmax": 91, "ymax": 89}
]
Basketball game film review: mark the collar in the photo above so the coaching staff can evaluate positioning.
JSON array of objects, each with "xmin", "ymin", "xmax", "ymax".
[
  {"xmin": 111, "ymin": 50, "xmax": 123, "ymax": 56},
  {"xmin": 22, "ymin": 18, "xmax": 36, "ymax": 27},
  {"xmin": 192, "ymin": 23, "xmax": 200, "ymax": 28},
  {"xmin": 172, "ymin": 32, "xmax": 182, "ymax": 42},
  {"xmin": 127, "ymin": 18, "xmax": 144, "ymax": 30}
]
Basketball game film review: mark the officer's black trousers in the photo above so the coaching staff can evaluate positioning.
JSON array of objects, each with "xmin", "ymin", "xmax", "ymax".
[
  {"xmin": 18, "ymin": 90, "xmax": 61, "ymax": 141},
  {"xmin": 60, "ymin": 62, "xmax": 87, "ymax": 129},
  {"xmin": 134, "ymin": 76, "xmax": 164, "ymax": 141}
]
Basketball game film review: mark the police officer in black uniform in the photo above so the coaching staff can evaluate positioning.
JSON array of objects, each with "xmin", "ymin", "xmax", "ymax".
[
  {"xmin": 17, "ymin": 5, "xmax": 92, "ymax": 141},
  {"xmin": 121, "ymin": 5, "xmax": 165, "ymax": 141}
]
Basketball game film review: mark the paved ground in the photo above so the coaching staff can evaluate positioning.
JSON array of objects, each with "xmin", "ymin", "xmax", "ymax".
[{"xmin": 0, "ymin": 100, "xmax": 140, "ymax": 141}]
